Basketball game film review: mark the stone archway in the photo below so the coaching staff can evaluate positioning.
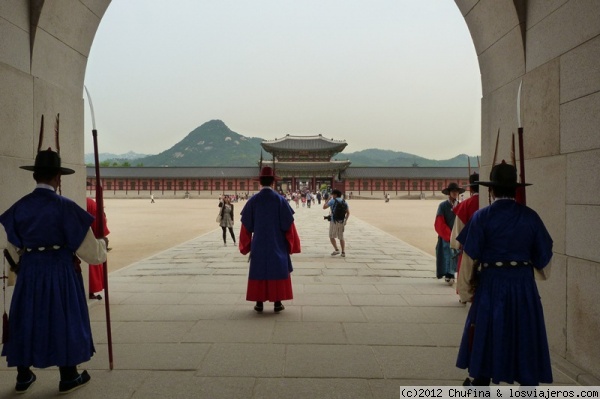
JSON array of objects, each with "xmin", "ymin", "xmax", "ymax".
[
  {"xmin": 0, "ymin": 1, "xmax": 109, "ymax": 205},
  {"xmin": 1, "ymin": 0, "xmax": 599, "ymax": 382}
]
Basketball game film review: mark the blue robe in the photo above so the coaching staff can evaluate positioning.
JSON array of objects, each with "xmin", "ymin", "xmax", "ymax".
[
  {"xmin": 241, "ymin": 187, "xmax": 295, "ymax": 280},
  {"xmin": 435, "ymin": 200, "xmax": 457, "ymax": 278},
  {"xmin": 0, "ymin": 188, "xmax": 95, "ymax": 368},
  {"xmin": 456, "ymin": 199, "xmax": 553, "ymax": 385}
]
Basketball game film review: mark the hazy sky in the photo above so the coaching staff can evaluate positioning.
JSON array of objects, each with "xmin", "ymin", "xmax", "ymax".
[{"xmin": 84, "ymin": 0, "xmax": 481, "ymax": 159}]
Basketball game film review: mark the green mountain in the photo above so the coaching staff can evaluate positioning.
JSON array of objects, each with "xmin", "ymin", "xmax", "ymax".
[
  {"xmin": 109, "ymin": 120, "xmax": 478, "ymax": 167},
  {"xmin": 138, "ymin": 120, "xmax": 267, "ymax": 167}
]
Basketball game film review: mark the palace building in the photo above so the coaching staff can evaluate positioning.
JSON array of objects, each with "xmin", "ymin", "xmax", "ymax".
[
  {"xmin": 86, "ymin": 135, "xmax": 470, "ymax": 198},
  {"xmin": 260, "ymin": 134, "xmax": 351, "ymax": 192}
]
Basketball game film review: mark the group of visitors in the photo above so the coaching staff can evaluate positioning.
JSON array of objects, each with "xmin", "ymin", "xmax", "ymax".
[
  {"xmin": 0, "ymin": 143, "xmax": 554, "ymax": 393},
  {"xmin": 286, "ymin": 190, "xmax": 323, "ymax": 209},
  {"xmin": 218, "ymin": 193, "xmax": 247, "ymax": 203}
]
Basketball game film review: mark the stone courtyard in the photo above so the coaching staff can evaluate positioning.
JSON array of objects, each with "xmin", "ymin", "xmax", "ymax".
[{"xmin": 0, "ymin": 209, "xmax": 577, "ymax": 398}]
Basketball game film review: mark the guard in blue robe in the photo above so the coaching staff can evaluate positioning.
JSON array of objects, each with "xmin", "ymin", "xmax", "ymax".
[
  {"xmin": 239, "ymin": 167, "xmax": 300, "ymax": 313},
  {"xmin": 0, "ymin": 149, "xmax": 107, "ymax": 393},
  {"xmin": 456, "ymin": 161, "xmax": 553, "ymax": 386},
  {"xmin": 435, "ymin": 182, "xmax": 464, "ymax": 283}
]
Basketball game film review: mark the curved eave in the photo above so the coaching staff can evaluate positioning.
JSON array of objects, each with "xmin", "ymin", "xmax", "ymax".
[{"xmin": 261, "ymin": 137, "xmax": 347, "ymax": 153}]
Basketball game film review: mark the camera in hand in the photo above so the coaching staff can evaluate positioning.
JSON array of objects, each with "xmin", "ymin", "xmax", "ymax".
[{"xmin": 323, "ymin": 215, "xmax": 332, "ymax": 221}]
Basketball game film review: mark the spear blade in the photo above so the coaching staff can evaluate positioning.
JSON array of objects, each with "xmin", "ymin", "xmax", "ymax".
[{"xmin": 517, "ymin": 80, "xmax": 523, "ymax": 129}]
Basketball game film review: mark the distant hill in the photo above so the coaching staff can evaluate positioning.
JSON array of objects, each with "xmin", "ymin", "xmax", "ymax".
[
  {"xmin": 343, "ymin": 149, "xmax": 478, "ymax": 167},
  {"xmin": 84, "ymin": 151, "xmax": 149, "ymax": 165},
  {"xmin": 137, "ymin": 120, "xmax": 267, "ymax": 167},
  {"xmin": 89, "ymin": 120, "xmax": 479, "ymax": 167}
]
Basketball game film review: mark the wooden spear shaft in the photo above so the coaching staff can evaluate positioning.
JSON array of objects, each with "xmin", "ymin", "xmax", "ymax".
[
  {"xmin": 86, "ymin": 86, "xmax": 114, "ymax": 370},
  {"xmin": 517, "ymin": 127, "xmax": 527, "ymax": 205}
]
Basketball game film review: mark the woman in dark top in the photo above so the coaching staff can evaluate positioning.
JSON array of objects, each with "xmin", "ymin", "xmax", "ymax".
[{"xmin": 218, "ymin": 196, "xmax": 236, "ymax": 246}]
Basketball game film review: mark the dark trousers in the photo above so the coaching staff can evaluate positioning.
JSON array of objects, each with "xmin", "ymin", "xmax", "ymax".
[{"xmin": 222, "ymin": 227, "xmax": 235, "ymax": 243}]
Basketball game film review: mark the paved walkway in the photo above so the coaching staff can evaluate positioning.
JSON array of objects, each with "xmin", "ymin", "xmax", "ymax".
[{"xmin": 0, "ymin": 206, "xmax": 575, "ymax": 398}]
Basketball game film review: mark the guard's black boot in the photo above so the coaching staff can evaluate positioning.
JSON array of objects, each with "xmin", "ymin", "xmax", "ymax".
[{"xmin": 274, "ymin": 301, "xmax": 285, "ymax": 312}]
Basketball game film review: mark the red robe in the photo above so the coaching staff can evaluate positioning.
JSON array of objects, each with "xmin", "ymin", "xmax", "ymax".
[
  {"xmin": 86, "ymin": 198, "xmax": 109, "ymax": 293},
  {"xmin": 453, "ymin": 194, "xmax": 480, "ymax": 227},
  {"xmin": 240, "ymin": 223, "xmax": 301, "ymax": 301}
]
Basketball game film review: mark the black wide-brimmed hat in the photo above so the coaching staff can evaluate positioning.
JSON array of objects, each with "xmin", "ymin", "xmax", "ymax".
[
  {"xmin": 464, "ymin": 172, "xmax": 480, "ymax": 188},
  {"xmin": 475, "ymin": 160, "xmax": 531, "ymax": 188},
  {"xmin": 20, "ymin": 148, "xmax": 75, "ymax": 175},
  {"xmin": 441, "ymin": 182, "xmax": 465, "ymax": 195}
]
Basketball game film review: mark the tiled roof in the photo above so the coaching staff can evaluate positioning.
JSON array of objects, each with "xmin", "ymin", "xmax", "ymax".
[
  {"xmin": 343, "ymin": 167, "xmax": 470, "ymax": 179},
  {"xmin": 261, "ymin": 135, "xmax": 347, "ymax": 152}
]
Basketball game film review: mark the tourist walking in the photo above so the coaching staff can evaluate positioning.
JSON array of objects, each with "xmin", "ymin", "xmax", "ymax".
[
  {"xmin": 0, "ymin": 149, "xmax": 108, "ymax": 394},
  {"xmin": 456, "ymin": 161, "xmax": 553, "ymax": 386},
  {"xmin": 150, "ymin": 194, "xmax": 155, "ymax": 203},
  {"xmin": 323, "ymin": 189, "xmax": 350, "ymax": 257},
  {"xmin": 239, "ymin": 167, "xmax": 300, "ymax": 313},
  {"xmin": 434, "ymin": 182, "xmax": 464, "ymax": 284},
  {"xmin": 218, "ymin": 196, "xmax": 236, "ymax": 246}
]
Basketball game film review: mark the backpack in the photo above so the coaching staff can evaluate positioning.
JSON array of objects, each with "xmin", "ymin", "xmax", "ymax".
[{"xmin": 331, "ymin": 198, "xmax": 347, "ymax": 222}]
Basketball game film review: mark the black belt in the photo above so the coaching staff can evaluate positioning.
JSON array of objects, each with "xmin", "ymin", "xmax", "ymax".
[
  {"xmin": 24, "ymin": 245, "xmax": 62, "ymax": 253},
  {"xmin": 482, "ymin": 261, "xmax": 530, "ymax": 268}
]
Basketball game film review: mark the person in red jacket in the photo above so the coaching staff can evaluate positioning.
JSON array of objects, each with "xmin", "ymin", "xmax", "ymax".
[
  {"xmin": 86, "ymin": 197, "xmax": 110, "ymax": 300},
  {"xmin": 434, "ymin": 182, "xmax": 464, "ymax": 284},
  {"xmin": 451, "ymin": 173, "xmax": 480, "ymax": 301}
]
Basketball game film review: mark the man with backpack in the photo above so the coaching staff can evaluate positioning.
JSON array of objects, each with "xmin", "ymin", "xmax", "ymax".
[{"xmin": 323, "ymin": 189, "xmax": 350, "ymax": 257}]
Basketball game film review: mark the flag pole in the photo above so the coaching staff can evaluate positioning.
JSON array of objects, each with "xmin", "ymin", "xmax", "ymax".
[{"xmin": 84, "ymin": 86, "xmax": 114, "ymax": 370}]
